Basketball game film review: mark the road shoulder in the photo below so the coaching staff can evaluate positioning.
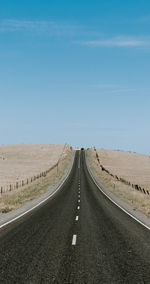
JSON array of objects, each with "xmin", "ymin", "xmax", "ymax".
[
  {"xmin": 0, "ymin": 151, "xmax": 75, "ymax": 228},
  {"xmin": 85, "ymin": 150, "xmax": 150, "ymax": 230}
]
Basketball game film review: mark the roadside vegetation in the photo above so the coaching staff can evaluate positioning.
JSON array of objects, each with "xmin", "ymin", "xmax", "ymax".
[
  {"xmin": 0, "ymin": 149, "xmax": 73, "ymax": 213},
  {"xmin": 86, "ymin": 148, "xmax": 150, "ymax": 217}
]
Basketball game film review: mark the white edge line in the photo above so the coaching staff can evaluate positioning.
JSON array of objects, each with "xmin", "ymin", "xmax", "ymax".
[
  {"xmin": 72, "ymin": 234, "xmax": 77, "ymax": 245},
  {"xmin": 0, "ymin": 154, "xmax": 75, "ymax": 230},
  {"xmin": 86, "ymin": 158, "xmax": 150, "ymax": 231}
]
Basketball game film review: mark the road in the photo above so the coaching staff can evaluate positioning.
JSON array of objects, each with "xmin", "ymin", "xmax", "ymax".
[{"xmin": 0, "ymin": 150, "xmax": 150, "ymax": 283}]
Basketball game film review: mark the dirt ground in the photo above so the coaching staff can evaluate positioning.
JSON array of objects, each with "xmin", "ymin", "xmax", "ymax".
[{"xmin": 0, "ymin": 144, "xmax": 70, "ymax": 192}]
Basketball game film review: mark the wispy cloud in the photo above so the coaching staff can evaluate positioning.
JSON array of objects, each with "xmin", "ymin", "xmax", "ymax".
[
  {"xmin": 110, "ymin": 88, "xmax": 136, "ymax": 93},
  {"xmin": 48, "ymin": 83, "xmax": 136, "ymax": 94},
  {"xmin": 88, "ymin": 84, "xmax": 136, "ymax": 93},
  {"xmin": 88, "ymin": 84, "xmax": 122, "ymax": 89},
  {"xmin": 0, "ymin": 19, "xmax": 82, "ymax": 36},
  {"xmin": 80, "ymin": 36, "xmax": 149, "ymax": 47},
  {"xmin": 138, "ymin": 16, "xmax": 150, "ymax": 22},
  {"xmin": 1, "ymin": 20, "xmax": 150, "ymax": 50}
]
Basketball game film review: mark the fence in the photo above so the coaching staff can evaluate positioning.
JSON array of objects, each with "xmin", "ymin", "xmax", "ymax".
[
  {"xmin": 0, "ymin": 144, "xmax": 72, "ymax": 195},
  {"xmin": 93, "ymin": 147, "xmax": 150, "ymax": 196},
  {"xmin": 0, "ymin": 162, "xmax": 59, "ymax": 195}
]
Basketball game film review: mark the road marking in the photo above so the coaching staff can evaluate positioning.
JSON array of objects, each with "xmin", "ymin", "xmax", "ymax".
[
  {"xmin": 78, "ymin": 194, "xmax": 80, "ymax": 198},
  {"xmin": 72, "ymin": 234, "xmax": 77, "ymax": 245},
  {"xmin": 87, "ymin": 164, "xmax": 150, "ymax": 231},
  {"xmin": 78, "ymin": 200, "xmax": 80, "ymax": 203},
  {"xmin": 75, "ymin": 216, "xmax": 79, "ymax": 221},
  {"xmin": 78, "ymin": 153, "xmax": 80, "ymax": 168},
  {"xmin": 0, "ymin": 154, "xmax": 75, "ymax": 230},
  {"xmin": 77, "ymin": 206, "xmax": 80, "ymax": 209}
]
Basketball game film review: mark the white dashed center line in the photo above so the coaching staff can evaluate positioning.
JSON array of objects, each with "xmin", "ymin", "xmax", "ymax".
[
  {"xmin": 72, "ymin": 234, "xmax": 77, "ymax": 245},
  {"xmin": 77, "ymin": 206, "xmax": 80, "ymax": 209},
  {"xmin": 78, "ymin": 156, "xmax": 80, "ymax": 168},
  {"xmin": 75, "ymin": 216, "xmax": 79, "ymax": 221},
  {"xmin": 78, "ymin": 200, "xmax": 80, "ymax": 203}
]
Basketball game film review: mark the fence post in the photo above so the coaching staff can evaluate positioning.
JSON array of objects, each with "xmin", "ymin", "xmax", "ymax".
[{"xmin": 113, "ymin": 183, "xmax": 116, "ymax": 190}]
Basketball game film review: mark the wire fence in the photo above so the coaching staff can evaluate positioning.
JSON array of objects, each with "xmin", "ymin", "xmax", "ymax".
[
  {"xmin": 0, "ymin": 144, "xmax": 71, "ymax": 195},
  {"xmin": 93, "ymin": 147, "xmax": 150, "ymax": 196},
  {"xmin": 0, "ymin": 162, "xmax": 58, "ymax": 195}
]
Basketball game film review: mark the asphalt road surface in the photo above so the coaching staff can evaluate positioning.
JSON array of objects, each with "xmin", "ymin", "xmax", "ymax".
[{"xmin": 0, "ymin": 150, "xmax": 150, "ymax": 283}]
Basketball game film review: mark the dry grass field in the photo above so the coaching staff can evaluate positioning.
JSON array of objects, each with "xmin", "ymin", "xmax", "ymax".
[
  {"xmin": 0, "ymin": 144, "xmax": 69, "ymax": 191},
  {"xmin": 96, "ymin": 148, "xmax": 150, "ymax": 190},
  {"xmin": 87, "ymin": 148, "xmax": 150, "ymax": 217},
  {"xmin": 0, "ymin": 144, "xmax": 73, "ymax": 212}
]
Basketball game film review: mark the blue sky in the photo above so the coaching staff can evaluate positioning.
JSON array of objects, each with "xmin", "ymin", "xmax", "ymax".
[{"xmin": 0, "ymin": 0, "xmax": 150, "ymax": 153}]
